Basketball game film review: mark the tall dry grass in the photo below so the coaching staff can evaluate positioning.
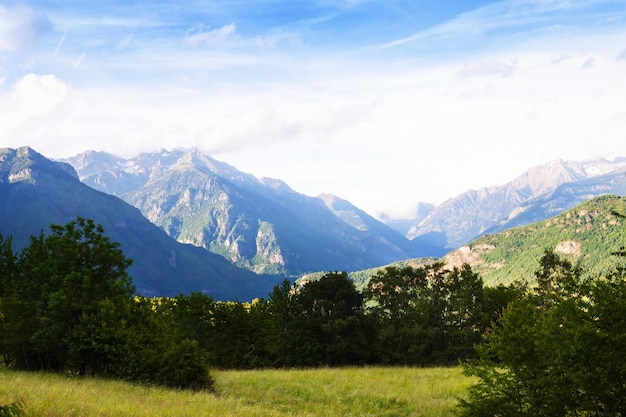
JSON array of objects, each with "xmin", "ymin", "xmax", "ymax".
[{"xmin": 0, "ymin": 366, "xmax": 472, "ymax": 417}]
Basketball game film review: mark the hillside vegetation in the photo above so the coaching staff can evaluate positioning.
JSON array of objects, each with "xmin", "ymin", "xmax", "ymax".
[
  {"xmin": 446, "ymin": 194, "xmax": 626, "ymax": 286},
  {"xmin": 341, "ymin": 195, "xmax": 626, "ymax": 289}
]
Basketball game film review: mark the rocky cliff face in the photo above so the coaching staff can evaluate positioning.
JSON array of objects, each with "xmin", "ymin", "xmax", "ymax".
[
  {"xmin": 63, "ymin": 148, "xmax": 419, "ymax": 275},
  {"xmin": 1, "ymin": 146, "xmax": 278, "ymax": 300}
]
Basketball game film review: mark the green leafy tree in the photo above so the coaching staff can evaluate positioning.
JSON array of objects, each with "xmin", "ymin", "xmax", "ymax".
[
  {"xmin": 289, "ymin": 271, "xmax": 372, "ymax": 366},
  {"xmin": 207, "ymin": 300, "xmax": 261, "ymax": 368},
  {"xmin": 262, "ymin": 279, "xmax": 298, "ymax": 366},
  {"xmin": 0, "ymin": 268, "xmax": 25, "ymax": 417},
  {"xmin": 460, "ymin": 247, "xmax": 626, "ymax": 416},
  {"xmin": 116, "ymin": 295, "xmax": 189, "ymax": 384},
  {"xmin": 365, "ymin": 263, "xmax": 501, "ymax": 365},
  {"xmin": 440, "ymin": 264, "xmax": 487, "ymax": 361},
  {"xmin": 1, "ymin": 217, "xmax": 135, "ymax": 372},
  {"xmin": 365, "ymin": 265, "xmax": 433, "ymax": 364}
]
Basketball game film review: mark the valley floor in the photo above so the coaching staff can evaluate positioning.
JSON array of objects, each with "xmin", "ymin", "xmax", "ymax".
[{"xmin": 0, "ymin": 366, "xmax": 472, "ymax": 417}]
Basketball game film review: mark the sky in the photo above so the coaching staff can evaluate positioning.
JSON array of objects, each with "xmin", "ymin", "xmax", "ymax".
[{"xmin": 1, "ymin": 0, "xmax": 625, "ymax": 218}]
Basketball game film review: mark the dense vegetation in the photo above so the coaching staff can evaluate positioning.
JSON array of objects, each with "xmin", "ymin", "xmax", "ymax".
[
  {"xmin": 469, "ymin": 194, "xmax": 626, "ymax": 285},
  {"xmin": 0, "ymin": 217, "xmax": 518, "ymax": 377},
  {"xmin": 460, "ymin": 245, "xmax": 626, "ymax": 415},
  {"xmin": 1, "ymin": 209, "xmax": 625, "ymax": 415}
]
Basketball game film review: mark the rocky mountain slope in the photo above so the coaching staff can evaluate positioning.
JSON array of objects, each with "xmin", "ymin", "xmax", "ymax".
[
  {"xmin": 0, "ymin": 147, "xmax": 279, "ymax": 300},
  {"xmin": 63, "ymin": 148, "xmax": 422, "ymax": 275},
  {"xmin": 405, "ymin": 158, "xmax": 626, "ymax": 251},
  {"xmin": 342, "ymin": 195, "xmax": 626, "ymax": 289},
  {"xmin": 443, "ymin": 194, "xmax": 626, "ymax": 286}
]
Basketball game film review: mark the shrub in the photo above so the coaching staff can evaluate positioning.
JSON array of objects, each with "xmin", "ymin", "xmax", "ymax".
[{"xmin": 157, "ymin": 340, "xmax": 215, "ymax": 391}]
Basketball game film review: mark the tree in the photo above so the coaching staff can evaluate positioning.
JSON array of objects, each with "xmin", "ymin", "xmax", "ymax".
[
  {"xmin": 288, "ymin": 271, "xmax": 372, "ymax": 366},
  {"xmin": 263, "ymin": 279, "xmax": 297, "ymax": 366},
  {"xmin": 365, "ymin": 265, "xmax": 434, "ymax": 364},
  {"xmin": 441, "ymin": 264, "xmax": 487, "ymax": 361},
  {"xmin": 1, "ymin": 217, "xmax": 135, "ymax": 373},
  {"xmin": 365, "ymin": 263, "xmax": 499, "ymax": 365},
  {"xmin": 460, "ymin": 248, "xmax": 626, "ymax": 416}
]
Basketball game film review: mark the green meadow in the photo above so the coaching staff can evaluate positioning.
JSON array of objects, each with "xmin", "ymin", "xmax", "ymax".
[{"xmin": 0, "ymin": 367, "xmax": 472, "ymax": 417}]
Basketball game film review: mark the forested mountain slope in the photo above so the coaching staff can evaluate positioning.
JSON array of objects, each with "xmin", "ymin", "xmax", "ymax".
[
  {"xmin": 340, "ymin": 195, "xmax": 626, "ymax": 289},
  {"xmin": 444, "ymin": 194, "xmax": 626, "ymax": 285}
]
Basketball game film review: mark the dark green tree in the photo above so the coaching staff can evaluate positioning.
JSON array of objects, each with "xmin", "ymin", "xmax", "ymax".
[
  {"xmin": 440, "ymin": 264, "xmax": 486, "ymax": 361},
  {"xmin": 460, "ymin": 247, "xmax": 626, "ymax": 416},
  {"xmin": 365, "ymin": 263, "xmax": 498, "ymax": 365},
  {"xmin": 289, "ymin": 271, "xmax": 372, "ymax": 366},
  {"xmin": 263, "ymin": 279, "xmax": 296, "ymax": 366},
  {"xmin": 1, "ymin": 217, "xmax": 135, "ymax": 372},
  {"xmin": 365, "ymin": 265, "xmax": 433, "ymax": 364},
  {"xmin": 207, "ymin": 300, "xmax": 262, "ymax": 368}
]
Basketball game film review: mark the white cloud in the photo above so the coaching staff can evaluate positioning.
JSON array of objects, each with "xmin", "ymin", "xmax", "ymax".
[
  {"xmin": 0, "ymin": 74, "xmax": 69, "ymax": 142},
  {"xmin": 581, "ymin": 57, "xmax": 596, "ymax": 69},
  {"xmin": 457, "ymin": 58, "xmax": 518, "ymax": 79},
  {"xmin": 182, "ymin": 23, "xmax": 238, "ymax": 47},
  {"xmin": 0, "ymin": 4, "xmax": 51, "ymax": 51},
  {"xmin": 10, "ymin": 74, "xmax": 68, "ymax": 116}
]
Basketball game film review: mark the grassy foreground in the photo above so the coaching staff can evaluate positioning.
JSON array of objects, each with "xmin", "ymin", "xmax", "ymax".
[{"xmin": 0, "ymin": 366, "xmax": 472, "ymax": 417}]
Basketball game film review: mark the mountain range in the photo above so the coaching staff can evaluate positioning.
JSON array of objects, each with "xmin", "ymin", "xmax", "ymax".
[
  {"xmin": 443, "ymin": 193, "xmax": 626, "ymax": 286},
  {"xmin": 402, "ymin": 158, "xmax": 626, "ymax": 250},
  {"xmin": 0, "ymin": 147, "xmax": 279, "ymax": 300},
  {"xmin": 331, "ymin": 194, "xmax": 626, "ymax": 291},
  {"xmin": 1, "ymin": 145, "xmax": 625, "ymax": 300},
  {"xmin": 61, "ymin": 148, "xmax": 427, "ymax": 276}
]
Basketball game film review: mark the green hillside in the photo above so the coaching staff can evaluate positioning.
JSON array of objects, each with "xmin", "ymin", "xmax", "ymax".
[
  {"xmin": 334, "ymin": 195, "xmax": 626, "ymax": 289},
  {"xmin": 452, "ymin": 194, "xmax": 626, "ymax": 286}
]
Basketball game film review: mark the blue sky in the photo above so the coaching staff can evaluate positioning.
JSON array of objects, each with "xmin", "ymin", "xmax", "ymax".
[{"xmin": 1, "ymin": 0, "xmax": 626, "ymax": 217}]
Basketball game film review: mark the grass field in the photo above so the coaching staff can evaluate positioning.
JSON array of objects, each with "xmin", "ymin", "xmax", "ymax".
[{"xmin": 0, "ymin": 366, "xmax": 473, "ymax": 417}]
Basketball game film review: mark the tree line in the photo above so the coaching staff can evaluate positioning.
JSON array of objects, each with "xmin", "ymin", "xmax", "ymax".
[
  {"xmin": 0, "ymin": 218, "xmax": 519, "ymax": 383},
  {"xmin": 2, "ymin": 216, "xmax": 625, "ymax": 415}
]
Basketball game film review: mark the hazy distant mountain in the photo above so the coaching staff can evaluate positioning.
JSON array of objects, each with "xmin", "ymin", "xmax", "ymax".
[
  {"xmin": 404, "ymin": 158, "xmax": 626, "ymax": 251},
  {"xmin": 0, "ymin": 147, "xmax": 279, "ymax": 300},
  {"xmin": 377, "ymin": 202, "xmax": 436, "ymax": 235},
  {"xmin": 63, "ymin": 148, "xmax": 421, "ymax": 276}
]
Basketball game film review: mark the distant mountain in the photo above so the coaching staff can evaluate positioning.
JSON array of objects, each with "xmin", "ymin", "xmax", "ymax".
[
  {"xmin": 62, "ymin": 148, "xmax": 422, "ymax": 276},
  {"xmin": 404, "ymin": 158, "xmax": 626, "ymax": 252},
  {"xmin": 484, "ymin": 169, "xmax": 626, "ymax": 235},
  {"xmin": 0, "ymin": 147, "xmax": 279, "ymax": 300},
  {"xmin": 377, "ymin": 202, "xmax": 435, "ymax": 235}
]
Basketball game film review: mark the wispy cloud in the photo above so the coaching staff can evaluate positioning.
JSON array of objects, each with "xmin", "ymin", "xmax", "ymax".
[
  {"xmin": 182, "ymin": 24, "xmax": 238, "ymax": 47},
  {"xmin": 0, "ymin": 4, "xmax": 52, "ymax": 51},
  {"xmin": 457, "ymin": 58, "xmax": 518, "ymax": 79},
  {"xmin": 2, "ymin": 0, "xmax": 626, "ymax": 216},
  {"xmin": 380, "ymin": 0, "xmax": 625, "ymax": 51}
]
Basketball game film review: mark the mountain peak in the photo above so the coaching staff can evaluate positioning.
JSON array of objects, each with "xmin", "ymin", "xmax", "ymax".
[{"xmin": 1, "ymin": 146, "xmax": 78, "ymax": 185}]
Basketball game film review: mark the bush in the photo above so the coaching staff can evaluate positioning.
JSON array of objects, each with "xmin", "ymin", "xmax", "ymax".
[{"xmin": 157, "ymin": 340, "xmax": 215, "ymax": 391}]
